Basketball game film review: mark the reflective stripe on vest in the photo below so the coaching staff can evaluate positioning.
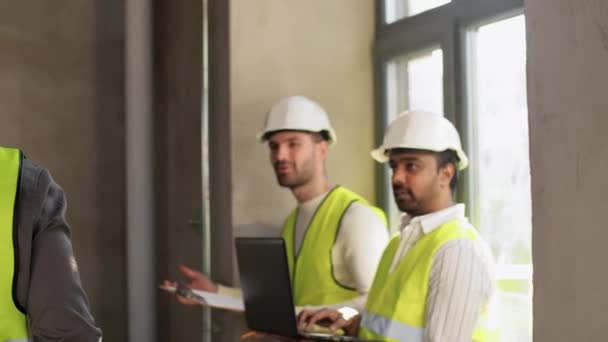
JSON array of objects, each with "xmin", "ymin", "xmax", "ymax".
[
  {"xmin": 359, "ymin": 218, "xmax": 492, "ymax": 341},
  {"xmin": 360, "ymin": 310, "xmax": 423, "ymax": 342},
  {"xmin": 281, "ymin": 186, "xmax": 387, "ymax": 306},
  {"xmin": 0, "ymin": 147, "xmax": 29, "ymax": 341}
]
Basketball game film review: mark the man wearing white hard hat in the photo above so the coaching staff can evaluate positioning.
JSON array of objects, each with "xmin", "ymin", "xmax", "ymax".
[
  {"xmin": 300, "ymin": 111, "xmax": 496, "ymax": 341},
  {"xmin": 167, "ymin": 96, "xmax": 389, "ymax": 313}
]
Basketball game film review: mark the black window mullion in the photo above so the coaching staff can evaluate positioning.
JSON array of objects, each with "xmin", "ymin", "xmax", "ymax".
[
  {"xmin": 454, "ymin": 0, "xmax": 523, "ymax": 22},
  {"xmin": 376, "ymin": 7, "xmax": 452, "ymax": 62},
  {"xmin": 453, "ymin": 16, "xmax": 472, "ymax": 209},
  {"xmin": 375, "ymin": 0, "xmax": 386, "ymax": 39},
  {"xmin": 373, "ymin": 58, "xmax": 391, "ymax": 213}
]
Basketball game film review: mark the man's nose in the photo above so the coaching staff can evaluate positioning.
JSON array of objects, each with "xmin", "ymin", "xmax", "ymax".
[
  {"xmin": 391, "ymin": 166, "xmax": 407, "ymax": 186},
  {"xmin": 274, "ymin": 145, "xmax": 288, "ymax": 161}
]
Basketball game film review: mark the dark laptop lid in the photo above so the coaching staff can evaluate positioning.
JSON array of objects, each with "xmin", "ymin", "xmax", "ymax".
[{"xmin": 235, "ymin": 237, "xmax": 299, "ymax": 338}]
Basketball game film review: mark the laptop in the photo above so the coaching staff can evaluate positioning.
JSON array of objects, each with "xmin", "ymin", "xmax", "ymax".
[{"xmin": 235, "ymin": 237, "xmax": 379, "ymax": 342}]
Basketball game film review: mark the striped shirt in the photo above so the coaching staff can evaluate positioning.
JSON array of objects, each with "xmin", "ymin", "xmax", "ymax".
[{"xmin": 392, "ymin": 204, "xmax": 495, "ymax": 342}]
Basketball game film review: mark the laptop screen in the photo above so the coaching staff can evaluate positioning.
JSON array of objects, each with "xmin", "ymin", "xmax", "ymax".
[{"xmin": 235, "ymin": 237, "xmax": 299, "ymax": 338}]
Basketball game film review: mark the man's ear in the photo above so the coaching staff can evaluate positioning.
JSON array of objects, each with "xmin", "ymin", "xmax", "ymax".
[
  {"xmin": 439, "ymin": 163, "xmax": 455, "ymax": 189},
  {"xmin": 317, "ymin": 140, "xmax": 329, "ymax": 161}
]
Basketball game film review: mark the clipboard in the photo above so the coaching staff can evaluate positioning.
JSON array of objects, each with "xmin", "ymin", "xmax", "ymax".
[{"xmin": 159, "ymin": 283, "xmax": 245, "ymax": 312}]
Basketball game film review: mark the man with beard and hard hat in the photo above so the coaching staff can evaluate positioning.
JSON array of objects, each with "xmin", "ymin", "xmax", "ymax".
[
  {"xmin": 165, "ymin": 96, "xmax": 389, "ymax": 312},
  {"xmin": 299, "ymin": 111, "xmax": 497, "ymax": 342}
]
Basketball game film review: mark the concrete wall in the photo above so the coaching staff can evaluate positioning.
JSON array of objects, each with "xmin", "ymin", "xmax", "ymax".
[
  {"xmin": 230, "ymin": 0, "xmax": 378, "ymax": 240},
  {"xmin": 0, "ymin": 1, "xmax": 126, "ymax": 340},
  {"xmin": 526, "ymin": 0, "xmax": 608, "ymax": 341}
]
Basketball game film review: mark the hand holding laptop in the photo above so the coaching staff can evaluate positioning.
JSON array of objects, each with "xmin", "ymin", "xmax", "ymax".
[
  {"xmin": 298, "ymin": 309, "xmax": 360, "ymax": 337},
  {"xmin": 235, "ymin": 238, "xmax": 378, "ymax": 341},
  {"xmin": 240, "ymin": 330, "xmax": 298, "ymax": 341},
  {"xmin": 241, "ymin": 323, "xmax": 346, "ymax": 341}
]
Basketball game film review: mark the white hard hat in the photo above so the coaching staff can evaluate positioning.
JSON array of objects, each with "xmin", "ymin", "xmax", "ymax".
[
  {"xmin": 257, "ymin": 96, "xmax": 338, "ymax": 145},
  {"xmin": 371, "ymin": 110, "xmax": 469, "ymax": 170}
]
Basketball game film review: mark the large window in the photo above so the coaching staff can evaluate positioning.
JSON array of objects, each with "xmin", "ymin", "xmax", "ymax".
[
  {"xmin": 467, "ymin": 14, "xmax": 531, "ymax": 341},
  {"xmin": 386, "ymin": 47, "xmax": 444, "ymax": 118},
  {"xmin": 376, "ymin": 1, "xmax": 530, "ymax": 341}
]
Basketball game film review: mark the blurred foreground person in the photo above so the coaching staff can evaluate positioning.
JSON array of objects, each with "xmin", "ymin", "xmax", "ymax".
[{"xmin": 0, "ymin": 147, "xmax": 101, "ymax": 341}]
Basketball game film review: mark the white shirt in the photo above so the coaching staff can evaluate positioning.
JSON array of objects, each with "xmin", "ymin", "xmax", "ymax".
[
  {"xmin": 392, "ymin": 204, "xmax": 495, "ymax": 342},
  {"xmin": 219, "ymin": 189, "xmax": 389, "ymax": 313}
]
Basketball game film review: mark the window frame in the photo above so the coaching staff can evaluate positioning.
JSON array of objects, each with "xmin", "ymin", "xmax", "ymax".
[{"xmin": 375, "ymin": 1, "xmax": 531, "ymax": 339}]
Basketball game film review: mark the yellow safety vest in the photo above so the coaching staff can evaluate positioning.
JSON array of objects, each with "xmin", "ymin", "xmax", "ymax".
[
  {"xmin": 281, "ymin": 186, "xmax": 387, "ymax": 306},
  {"xmin": 358, "ymin": 218, "xmax": 497, "ymax": 342},
  {"xmin": 0, "ymin": 147, "xmax": 29, "ymax": 341}
]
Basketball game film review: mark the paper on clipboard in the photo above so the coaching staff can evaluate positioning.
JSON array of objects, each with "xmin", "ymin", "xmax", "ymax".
[{"xmin": 159, "ymin": 284, "xmax": 245, "ymax": 312}]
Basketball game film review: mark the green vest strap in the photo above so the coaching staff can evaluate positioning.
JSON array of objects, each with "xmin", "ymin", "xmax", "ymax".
[
  {"xmin": 0, "ymin": 147, "xmax": 28, "ymax": 340},
  {"xmin": 281, "ymin": 186, "xmax": 387, "ymax": 306}
]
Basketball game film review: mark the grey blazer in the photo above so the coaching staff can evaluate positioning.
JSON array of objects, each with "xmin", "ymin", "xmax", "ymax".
[{"xmin": 13, "ymin": 156, "xmax": 102, "ymax": 341}]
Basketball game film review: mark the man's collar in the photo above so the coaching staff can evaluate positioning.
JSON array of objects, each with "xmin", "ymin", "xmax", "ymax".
[{"xmin": 400, "ymin": 204, "xmax": 466, "ymax": 234}]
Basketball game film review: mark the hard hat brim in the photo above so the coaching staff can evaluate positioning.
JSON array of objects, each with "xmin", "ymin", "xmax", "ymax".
[
  {"xmin": 370, "ymin": 147, "xmax": 388, "ymax": 163},
  {"xmin": 371, "ymin": 145, "xmax": 469, "ymax": 170},
  {"xmin": 256, "ymin": 128, "xmax": 338, "ymax": 146}
]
